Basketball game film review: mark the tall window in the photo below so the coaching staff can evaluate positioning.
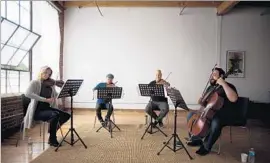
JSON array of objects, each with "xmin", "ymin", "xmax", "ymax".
[{"xmin": 1, "ymin": 1, "xmax": 40, "ymax": 94}]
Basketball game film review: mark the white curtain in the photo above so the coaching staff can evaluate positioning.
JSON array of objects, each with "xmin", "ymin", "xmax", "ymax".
[{"xmin": 32, "ymin": 1, "xmax": 60, "ymax": 80}]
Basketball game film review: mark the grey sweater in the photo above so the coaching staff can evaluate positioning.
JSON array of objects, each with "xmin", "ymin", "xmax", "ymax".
[{"xmin": 23, "ymin": 80, "xmax": 58, "ymax": 138}]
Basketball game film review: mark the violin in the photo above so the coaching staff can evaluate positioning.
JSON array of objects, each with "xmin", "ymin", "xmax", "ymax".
[
  {"xmin": 106, "ymin": 81, "xmax": 118, "ymax": 87},
  {"xmin": 156, "ymin": 72, "xmax": 171, "ymax": 87},
  {"xmin": 43, "ymin": 78, "xmax": 65, "ymax": 88},
  {"xmin": 187, "ymin": 66, "xmax": 234, "ymax": 137}
]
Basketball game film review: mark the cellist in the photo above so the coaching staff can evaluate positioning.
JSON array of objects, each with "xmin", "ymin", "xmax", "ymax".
[{"xmin": 177, "ymin": 67, "xmax": 238, "ymax": 156}]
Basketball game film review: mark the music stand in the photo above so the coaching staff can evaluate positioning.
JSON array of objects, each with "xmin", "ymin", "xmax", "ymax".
[
  {"xmin": 139, "ymin": 84, "xmax": 168, "ymax": 140},
  {"xmin": 95, "ymin": 87, "xmax": 122, "ymax": 138},
  {"xmin": 157, "ymin": 87, "xmax": 193, "ymax": 160},
  {"xmin": 55, "ymin": 79, "xmax": 87, "ymax": 152}
]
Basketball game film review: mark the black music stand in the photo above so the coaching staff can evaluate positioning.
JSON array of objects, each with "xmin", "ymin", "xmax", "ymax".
[
  {"xmin": 55, "ymin": 79, "xmax": 87, "ymax": 152},
  {"xmin": 157, "ymin": 87, "xmax": 193, "ymax": 159},
  {"xmin": 95, "ymin": 87, "xmax": 122, "ymax": 138},
  {"xmin": 139, "ymin": 84, "xmax": 167, "ymax": 140}
]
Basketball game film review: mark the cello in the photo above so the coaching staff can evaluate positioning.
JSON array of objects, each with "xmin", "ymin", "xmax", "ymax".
[{"xmin": 187, "ymin": 66, "xmax": 234, "ymax": 137}]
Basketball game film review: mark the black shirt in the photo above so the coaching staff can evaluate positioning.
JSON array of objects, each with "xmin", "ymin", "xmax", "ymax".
[
  {"xmin": 36, "ymin": 83, "xmax": 53, "ymax": 113},
  {"xmin": 148, "ymin": 80, "xmax": 168, "ymax": 102},
  {"xmin": 204, "ymin": 82, "xmax": 238, "ymax": 121}
]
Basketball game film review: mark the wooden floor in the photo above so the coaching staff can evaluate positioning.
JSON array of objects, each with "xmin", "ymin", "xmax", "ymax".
[{"xmin": 1, "ymin": 109, "xmax": 270, "ymax": 163}]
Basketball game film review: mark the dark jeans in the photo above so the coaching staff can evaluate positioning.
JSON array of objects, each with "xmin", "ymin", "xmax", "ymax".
[
  {"xmin": 96, "ymin": 103, "xmax": 114, "ymax": 122},
  {"xmin": 34, "ymin": 107, "xmax": 70, "ymax": 140},
  {"xmin": 145, "ymin": 101, "xmax": 169, "ymax": 122},
  {"xmin": 187, "ymin": 111, "xmax": 231, "ymax": 151}
]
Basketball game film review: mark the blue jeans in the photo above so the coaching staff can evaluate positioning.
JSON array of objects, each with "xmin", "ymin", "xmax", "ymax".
[
  {"xmin": 96, "ymin": 103, "xmax": 114, "ymax": 122},
  {"xmin": 34, "ymin": 106, "xmax": 70, "ymax": 140}
]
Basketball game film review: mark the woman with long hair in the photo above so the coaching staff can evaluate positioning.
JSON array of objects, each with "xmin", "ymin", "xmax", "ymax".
[{"xmin": 23, "ymin": 66, "xmax": 70, "ymax": 146}]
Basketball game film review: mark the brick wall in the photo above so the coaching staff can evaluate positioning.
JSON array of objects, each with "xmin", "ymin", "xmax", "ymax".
[
  {"xmin": 1, "ymin": 94, "xmax": 24, "ymax": 140},
  {"xmin": 58, "ymin": 9, "xmax": 65, "ymax": 108}
]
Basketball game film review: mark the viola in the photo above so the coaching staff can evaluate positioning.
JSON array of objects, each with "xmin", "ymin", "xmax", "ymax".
[
  {"xmin": 187, "ymin": 66, "xmax": 234, "ymax": 137},
  {"xmin": 43, "ymin": 78, "xmax": 65, "ymax": 88},
  {"xmin": 106, "ymin": 81, "xmax": 118, "ymax": 87},
  {"xmin": 156, "ymin": 72, "xmax": 171, "ymax": 87}
]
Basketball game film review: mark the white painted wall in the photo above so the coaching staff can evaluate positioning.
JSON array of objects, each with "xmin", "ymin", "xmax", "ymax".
[
  {"xmin": 63, "ymin": 7, "xmax": 218, "ymax": 109},
  {"xmin": 63, "ymin": 7, "xmax": 270, "ymax": 109},
  {"xmin": 220, "ymin": 8, "xmax": 270, "ymax": 103}
]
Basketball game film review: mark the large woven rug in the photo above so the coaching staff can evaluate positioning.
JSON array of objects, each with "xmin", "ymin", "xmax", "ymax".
[{"xmin": 31, "ymin": 124, "xmax": 241, "ymax": 163}]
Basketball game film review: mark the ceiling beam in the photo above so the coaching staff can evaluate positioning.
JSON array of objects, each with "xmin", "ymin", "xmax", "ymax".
[
  {"xmin": 217, "ymin": 1, "xmax": 239, "ymax": 15},
  {"xmin": 65, "ymin": 1, "xmax": 221, "ymax": 8}
]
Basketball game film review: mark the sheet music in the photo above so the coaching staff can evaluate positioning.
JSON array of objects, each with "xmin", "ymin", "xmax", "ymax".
[
  {"xmin": 166, "ymin": 87, "xmax": 189, "ymax": 110},
  {"xmin": 57, "ymin": 79, "xmax": 83, "ymax": 98}
]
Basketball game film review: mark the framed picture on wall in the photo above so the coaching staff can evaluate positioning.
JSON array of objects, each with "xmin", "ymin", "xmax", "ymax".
[{"xmin": 226, "ymin": 50, "xmax": 245, "ymax": 78}]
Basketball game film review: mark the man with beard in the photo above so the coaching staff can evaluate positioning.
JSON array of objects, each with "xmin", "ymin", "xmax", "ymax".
[{"xmin": 177, "ymin": 67, "xmax": 238, "ymax": 156}]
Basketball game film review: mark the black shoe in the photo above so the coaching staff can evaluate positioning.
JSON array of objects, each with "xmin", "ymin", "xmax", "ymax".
[
  {"xmin": 196, "ymin": 145, "xmax": 210, "ymax": 156},
  {"xmin": 186, "ymin": 140, "xmax": 203, "ymax": 146},
  {"xmin": 49, "ymin": 139, "xmax": 61, "ymax": 147}
]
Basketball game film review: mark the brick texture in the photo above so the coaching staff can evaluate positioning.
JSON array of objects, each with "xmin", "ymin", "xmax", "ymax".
[
  {"xmin": 1, "ymin": 95, "xmax": 24, "ymax": 140},
  {"xmin": 58, "ymin": 8, "xmax": 66, "ymax": 109}
]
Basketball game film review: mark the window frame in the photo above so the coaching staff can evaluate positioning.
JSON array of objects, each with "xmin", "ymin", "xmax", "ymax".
[{"xmin": 1, "ymin": 1, "xmax": 36, "ymax": 94}]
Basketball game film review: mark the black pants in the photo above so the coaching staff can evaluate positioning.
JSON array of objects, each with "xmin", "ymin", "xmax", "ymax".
[
  {"xmin": 96, "ymin": 103, "xmax": 114, "ymax": 122},
  {"xmin": 34, "ymin": 107, "xmax": 70, "ymax": 140},
  {"xmin": 145, "ymin": 101, "xmax": 169, "ymax": 122},
  {"xmin": 188, "ymin": 111, "xmax": 234, "ymax": 151}
]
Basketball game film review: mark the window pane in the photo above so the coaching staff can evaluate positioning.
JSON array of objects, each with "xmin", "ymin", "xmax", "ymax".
[
  {"xmin": 7, "ymin": 27, "xmax": 30, "ymax": 48},
  {"xmin": 1, "ymin": 70, "xmax": 6, "ymax": 94},
  {"xmin": 1, "ymin": 1, "xmax": 6, "ymax": 18},
  {"xmin": 20, "ymin": 33, "xmax": 39, "ymax": 50},
  {"xmin": 1, "ymin": 19, "xmax": 18, "ymax": 44},
  {"xmin": 19, "ymin": 71, "xmax": 29, "ymax": 93},
  {"xmin": 20, "ymin": 1, "xmax": 30, "ymax": 11},
  {"xmin": 7, "ymin": 1, "xmax": 19, "ymax": 24},
  {"xmin": 6, "ymin": 70, "xmax": 19, "ymax": 93},
  {"xmin": 20, "ymin": 2, "xmax": 30, "ymax": 29},
  {"xmin": 19, "ymin": 53, "xmax": 29, "ymax": 70},
  {"xmin": 1, "ymin": 46, "xmax": 17, "ymax": 64},
  {"xmin": 8, "ymin": 49, "xmax": 27, "ymax": 66}
]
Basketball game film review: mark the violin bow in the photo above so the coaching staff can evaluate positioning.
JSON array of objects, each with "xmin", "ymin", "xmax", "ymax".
[{"xmin": 164, "ymin": 72, "xmax": 172, "ymax": 81}]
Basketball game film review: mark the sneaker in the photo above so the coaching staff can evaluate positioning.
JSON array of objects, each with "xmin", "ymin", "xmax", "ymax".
[
  {"xmin": 152, "ymin": 121, "xmax": 158, "ymax": 128},
  {"xmin": 176, "ymin": 141, "xmax": 183, "ymax": 148},
  {"xmin": 158, "ymin": 121, "xmax": 164, "ymax": 127},
  {"xmin": 186, "ymin": 140, "xmax": 203, "ymax": 146},
  {"xmin": 100, "ymin": 121, "xmax": 106, "ymax": 127}
]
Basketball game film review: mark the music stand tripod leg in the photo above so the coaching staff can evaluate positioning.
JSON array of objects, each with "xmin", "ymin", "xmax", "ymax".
[
  {"xmin": 157, "ymin": 108, "xmax": 192, "ymax": 159},
  {"xmin": 55, "ymin": 92, "xmax": 87, "ymax": 152}
]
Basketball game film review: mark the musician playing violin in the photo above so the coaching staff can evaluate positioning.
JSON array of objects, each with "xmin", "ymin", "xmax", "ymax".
[
  {"xmin": 93, "ymin": 73, "xmax": 116, "ymax": 127},
  {"xmin": 145, "ymin": 70, "xmax": 170, "ymax": 128},
  {"xmin": 177, "ymin": 67, "xmax": 238, "ymax": 156},
  {"xmin": 24, "ymin": 66, "xmax": 70, "ymax": 147}
]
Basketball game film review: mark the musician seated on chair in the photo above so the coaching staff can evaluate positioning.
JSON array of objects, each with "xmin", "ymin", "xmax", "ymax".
[
  {"xmin": 177, "ymin": 67, "xmax": 238, "ymax": 156},
  {"xmin": 145, "ymin": 70, "xmax": 170, "ymax": 128},
  {"xmin": 24, "ymin": 66, "xmax": 71, "ymax": 147},
  {"xmin": 93, "ymin": 73, "xmax": 116, "ymax": 127}
]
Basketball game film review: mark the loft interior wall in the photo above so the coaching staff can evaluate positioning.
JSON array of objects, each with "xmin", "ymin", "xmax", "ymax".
[
  {"xmin": 63, "ymin": 7, "xmax": 218, "ymax": 109},
  {"xmin": 220, "ymin": 7, "xmax": 270, "ymax": 103},
  {"xmin": 63, "ymin": 6, "xmax": 270, "ymax": 109}
]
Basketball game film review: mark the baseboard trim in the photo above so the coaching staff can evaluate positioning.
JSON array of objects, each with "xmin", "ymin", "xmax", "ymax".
[{"xmin": 72, "ymin": 108, "xmax": 187, "ymax": 113}]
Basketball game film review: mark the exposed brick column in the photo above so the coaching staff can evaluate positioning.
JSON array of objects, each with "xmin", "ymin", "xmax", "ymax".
[{"xmin": 58, "ymin": 9, "xmax": 66, "ymax": 109}]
